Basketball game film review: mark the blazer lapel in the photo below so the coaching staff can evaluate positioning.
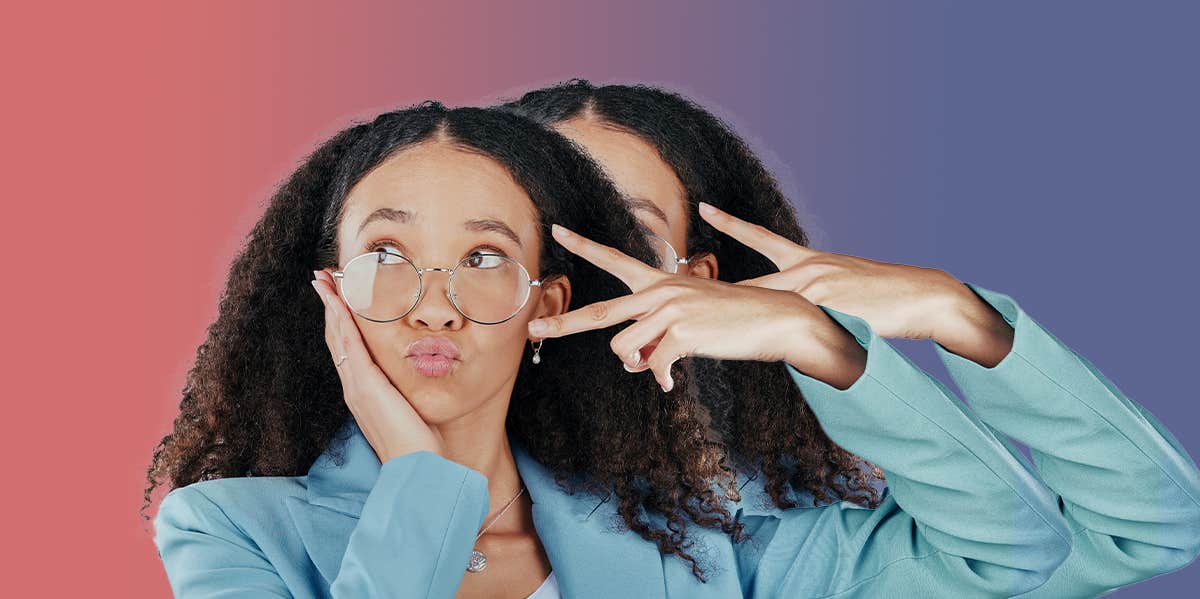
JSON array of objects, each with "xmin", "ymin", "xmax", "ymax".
[
  {"xmin": 285, "ymin": 417, "xmax": 379, "ymax": 588},
  {"xmin": 511, "ymin": 437, "xmax": 669, "ymax": 599},
  {"xmin": 284, "ymin": 416, "xmax": 776, "ymax": 597}
]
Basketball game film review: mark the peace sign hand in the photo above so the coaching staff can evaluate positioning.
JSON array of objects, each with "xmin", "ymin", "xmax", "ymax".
[
  {"xmin": 528, "ymin": 225, "xmax": 868, "ymax": 392},
  {"xmin": 698, "ymin": 202, "xmax": 980, "ymax": 342}
]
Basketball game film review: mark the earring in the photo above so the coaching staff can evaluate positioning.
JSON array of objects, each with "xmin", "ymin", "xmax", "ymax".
[{"xmin": 531, "ymin": 339, "xmax": 543, "ymax": 365}]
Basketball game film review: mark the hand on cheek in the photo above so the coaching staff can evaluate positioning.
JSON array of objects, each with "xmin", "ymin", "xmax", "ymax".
[{"xmin": 310, "ymin": 269, "xmax": 446, "ymax": 462}]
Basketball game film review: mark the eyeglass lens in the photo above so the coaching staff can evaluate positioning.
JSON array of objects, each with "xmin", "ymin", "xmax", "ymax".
[
  {"xmin": 646, "ymin": 235, "xmax": 681, "ymax": 273},
  {"xmin": 340, "ymin": 251, "xmax": 531, "ymax": 323}
]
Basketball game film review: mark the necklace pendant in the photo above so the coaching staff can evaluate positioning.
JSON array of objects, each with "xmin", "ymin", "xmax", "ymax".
[{"xmin": 467, "ymin": 549, "xmax": 487, "ymax": 573}]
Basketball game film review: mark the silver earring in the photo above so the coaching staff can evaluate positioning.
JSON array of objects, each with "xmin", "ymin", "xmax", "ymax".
[{"xmin": 531, "ymin": 340, "xmax": 543, "ymax": 365}]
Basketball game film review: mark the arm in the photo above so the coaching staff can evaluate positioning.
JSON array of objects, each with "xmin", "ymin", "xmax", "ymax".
[
  {"xmin": 154, "ymin": 486, "xmax": 294, "ymax": 598},
  {"xmin": 931, "ymin": 283, "xmax": 1200, "ymax": 597},
  {"xmin": 748, "ymin": 305, "xmax": 1074, "ymax": 598},
  {"xmin": 331, "ymin": 451, "xmax": 489, "ymax": 597},
  {"xmin": 154, "ymin": 451, "xmax": 489, "ymax": 598}
]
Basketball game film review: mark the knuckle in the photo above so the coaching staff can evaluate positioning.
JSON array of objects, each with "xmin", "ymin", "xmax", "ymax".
[
  {"xmin": 749, "ymin": 223, "xmax": 775, "ymax": 240},
  {"xmin": 660, "ymin": 328, "xmax": 679, "ymax": 347},
  {"xmin": 651, "ymin": 280, "xmax": 686, "ymax": 301},
  {"xmin": 798, "ymin": 257, "xmax": 834, "ymax": 273},
  {"xmin": 798, "ymin": 279, "xmax": 827, "ymax": 301},
  {"xmin": 588, "ymin": 302, "xmax": 610, "ymax": 321},
  {"xmin": 658, "ymin": 302, "xmax": 682, "ymax": 320}
]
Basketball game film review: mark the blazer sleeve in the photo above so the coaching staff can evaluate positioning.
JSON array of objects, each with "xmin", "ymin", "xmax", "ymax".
[
  {"xmin": 154, "ymin": 451, "xmax": 490, "ymax": 598},
  {"xmin": 329, "ymin": 451, "xmax": 489, "ymax": 597},
  {"xmin": 746, "ymin": 305, "xmax": 1074, "ymax": 599},
  {"xmin": 155, "ymin": 485, "xmax": 294, "ymax": 598},
  {"xmin": 929, "ymin": 282, "xmax": 1200, "ymax": 597}
]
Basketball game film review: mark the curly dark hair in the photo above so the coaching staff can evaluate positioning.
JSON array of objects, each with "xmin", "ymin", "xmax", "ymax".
[
  {"xmin": 501, "ymin": 80, "xmax": 887, "ymax": 513},
  {"xmin": 143, "ymin": 102, "xmax": 771, "ymax": 582}
]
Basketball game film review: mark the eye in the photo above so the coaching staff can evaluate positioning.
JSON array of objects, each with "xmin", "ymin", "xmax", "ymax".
[
  {"xmin": 365, "ymin": 240, "xmax": 408, "ymax": 264},
  {"xmin": 464, "ymin": 249, "xmax": 507, "ymax": 269}
]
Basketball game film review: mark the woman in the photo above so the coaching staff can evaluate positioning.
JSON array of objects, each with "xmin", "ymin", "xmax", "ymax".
[
  {"xmin": 506, "ymin": 80, "xmax": 1200, "ymax": 596},
  {"xmin": 501, "ymin": 80, "xmax": 890, "ymax": 515},
  {"xmin": 146, "ymin": 102, "xmax": 1073, "ymax": 599}
]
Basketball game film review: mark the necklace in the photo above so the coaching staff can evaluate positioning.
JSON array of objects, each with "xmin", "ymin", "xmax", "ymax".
[{"xmin": 466, "ymin": 485, "xmax": 526, "ymax": 573}]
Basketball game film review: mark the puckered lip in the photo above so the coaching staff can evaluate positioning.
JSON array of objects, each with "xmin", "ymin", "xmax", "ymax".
[{"xmin": 404, "ymin": 336, "xmax": 462, "ymax": 361}]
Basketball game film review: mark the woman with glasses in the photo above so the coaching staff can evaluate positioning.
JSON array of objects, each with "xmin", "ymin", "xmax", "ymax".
[
  {"xmin": 145, "ymin": 101, "xmax": 1076, "ymax": 599},
  {"xmin": 506, "ymin": 80, "xmax": 1200, "ymax": 597}
]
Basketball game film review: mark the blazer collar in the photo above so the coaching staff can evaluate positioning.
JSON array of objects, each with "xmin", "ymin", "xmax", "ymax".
[
  {"xmin": 288, "ymin": 416, "xmax": 780, "ymax": 597},
  {"xmin": 298, "ymin": 417, "xmax": 381, "ymax": 517},
  {"xmin": 300, "ymin": 416, "xmax": 778, "ymax": 514}
]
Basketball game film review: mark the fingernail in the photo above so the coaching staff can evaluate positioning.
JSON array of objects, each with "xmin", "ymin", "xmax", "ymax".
[
  {"xmin": 661, "ymin": 377, "xmax": 674, "ymax": 393},
  {"xmin": 311, "ymin": 280, "xmax": 325, "ymax": 299},
  {"xmin": 528, "ymin": 320, "xmax": 547, "ymax": 335},
  {"xmin": 312, "ymin": 270, "xmax": 321, "ymax": 281},
  {"xmin": 698, "ymin": 202, "xmax": 716, "ymax": 216},
  {"xmin": 552, "ymin": 224, "xmax": 571, "ymax": 238},
  {"xmin": 623, "ymin": 362, "xmax": 637, "ymax": 373},
  {"xmin": 629, "ymin": 351, "xmax": 641, "ymax": 365}
]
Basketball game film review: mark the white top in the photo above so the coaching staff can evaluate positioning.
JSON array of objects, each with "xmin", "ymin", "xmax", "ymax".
[{"xmin": 525, "ymin": 570, "xmax": 560, "ymax": 599}]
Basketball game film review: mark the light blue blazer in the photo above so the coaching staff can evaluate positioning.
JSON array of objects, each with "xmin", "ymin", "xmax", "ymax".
[{"xmin": 153, "ymin": 284, "xmax": 1200, "ymax": 598}]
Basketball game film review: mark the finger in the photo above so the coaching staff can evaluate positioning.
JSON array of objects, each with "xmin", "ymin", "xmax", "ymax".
[
  {"xmin": 623, "ymin": 359, "xmax": 652, "ymax": 374},
  {"xmin": 326, "ymin": 289, "xmax": 374, "ymax": 372},
  {"xmin": 551, "ymin": 224, "xmax": 661, "ymax": 291},
  {"xmin": 312, "ymin": 280, "xmax": 342, "ymax": 361},
  {"xmin": 313, "ymin": 277, "xmax": 370, "ymax": 374},
  {"xmin": 644, "ymin": 330, "xmax": 687, "ymax": 392},
  {"xmin": 698, "ymin": 202, "xmax": 815, "ymax": 269},
  {"xmin": 529, "ymin": 287, "xmax": 666, "ymax": 339},
  {"xmin": 317, "ymin": 278, "xmax": 350, "ymax": 367},
  {"xmin": 622, "ymin": 338, "xmax": 658, "ymax": 373},
  {"xmin": 609, "ymin": 309, "xmax": 672, "ymax": 369}
]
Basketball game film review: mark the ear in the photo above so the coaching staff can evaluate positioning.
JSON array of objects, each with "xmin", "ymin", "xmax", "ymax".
[
  {"xmin": 686, "ymin": 252, "xmax": 719, "ymax": 281},
  {"xmin": 529, "ymin": 275, "xmax": 572, "ymax": 340}
]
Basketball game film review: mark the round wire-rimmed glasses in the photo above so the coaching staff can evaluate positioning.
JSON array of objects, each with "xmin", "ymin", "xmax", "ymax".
[
  {"xmin": 646, "ymin": 233, "xmax": 690, "ymax": 274},
  {"xmin": 331, "ymin": 248, "xmax": 542, "ymax": 325}
]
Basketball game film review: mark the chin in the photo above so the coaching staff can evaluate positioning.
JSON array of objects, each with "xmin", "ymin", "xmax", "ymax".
[{"xmin": 403, "ymin": 387, "xmax": 473, "ymax": 425}]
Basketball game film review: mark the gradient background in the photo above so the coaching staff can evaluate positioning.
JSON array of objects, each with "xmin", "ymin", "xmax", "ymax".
[{"xmin": 6, "ymin": 1, "xmax": 1197, "ymax": 596}]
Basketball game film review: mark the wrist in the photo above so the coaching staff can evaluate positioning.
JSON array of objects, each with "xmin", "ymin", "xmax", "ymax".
[
  {"xmin": 784, "ymin": 308, "xmax": 868, "ymax": 390},
  {"xmin": 934, "ymin": 285, "xmax": 1015, "ymax": 368}
]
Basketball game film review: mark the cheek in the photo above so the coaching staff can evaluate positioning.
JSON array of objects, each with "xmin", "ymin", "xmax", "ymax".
[
  {"xmin": 456, "ymin": 316, "xmax": 537, "ymax": 387},
  {"xmin": 470, "ymin": 320, "xmax": 532, "ymax": 360},
  {"xmin": 353, "ymin": 320, "xmax": 397, "ymax": 363}
]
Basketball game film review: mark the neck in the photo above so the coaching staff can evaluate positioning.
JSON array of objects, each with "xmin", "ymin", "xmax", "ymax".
[{"xmin": 432, "ymin": 392, "xmax": 531, "ymax": 537}]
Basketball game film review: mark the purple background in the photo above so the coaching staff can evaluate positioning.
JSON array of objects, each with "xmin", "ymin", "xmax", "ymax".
[{"xmin": 736, "ymin": 3, "xmax": 1200, "ymax": 595}]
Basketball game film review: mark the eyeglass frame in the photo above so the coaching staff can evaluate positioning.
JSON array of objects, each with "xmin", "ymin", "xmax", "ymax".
[
  {"xmin": 331, "ymin": 248, "xmax": 543, "ymax": 325},
  {"xmin": 645, "ymin": 233, "xmax": 690, "ymax": 274}
]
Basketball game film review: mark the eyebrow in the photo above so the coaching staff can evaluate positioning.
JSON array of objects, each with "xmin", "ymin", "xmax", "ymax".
[
  {"xmin": 356, "ymin": 207, "xmax": 412, "ymax": 237},
  {"xmin": 357, "ymin": 207, "xmax": 523, "ymax": 248},
  {"xmin": 624, "ymin": 196, "xmax": 669, "ymax": 225},
  {"xmin": 465, "ymin": 218, "xmax": 523, "ymax": 248}
]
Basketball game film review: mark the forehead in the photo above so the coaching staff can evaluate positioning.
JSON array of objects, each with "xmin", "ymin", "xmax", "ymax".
[
  {"xmin": 553, "ymin": 118, "xmax": 687, "ymax": 226},
  {"xmin": 338, "ymin": 141, "xmax": 539, "ymax": 246}
]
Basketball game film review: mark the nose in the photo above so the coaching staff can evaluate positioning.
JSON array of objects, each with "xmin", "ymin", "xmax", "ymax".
[{"xmin": 404, "ymin": 269, "xmax": 464, "ymax": 331}]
